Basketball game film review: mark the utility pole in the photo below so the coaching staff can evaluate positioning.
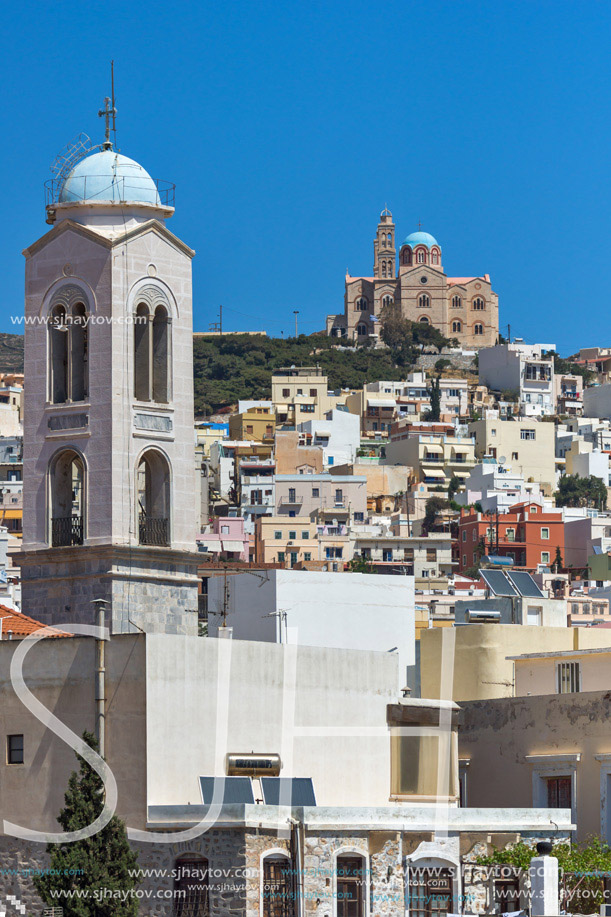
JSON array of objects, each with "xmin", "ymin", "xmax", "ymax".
[
  {"xmin": 293, "ymin": 310, "xmax": 299, "ymax": 338},
  {"xmin": 219, "ymin": 304, "xmax": 223, "ymax": 337}
]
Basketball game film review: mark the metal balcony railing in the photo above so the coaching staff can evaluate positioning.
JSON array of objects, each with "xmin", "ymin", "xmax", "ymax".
[
  {"xmin": 279, "ymin": 495, "xmax": 303, "ymax": 505},
  {"xmin": 45, "ymin": 176, "xmax": 176, "ymax": 208},
  {"xmin": 139, "ymin": 514, "xmax": 170, "ymax": 547},
  {"xmin": 51, "ymin": 515, "xmax": 83, "ymax": 547}
]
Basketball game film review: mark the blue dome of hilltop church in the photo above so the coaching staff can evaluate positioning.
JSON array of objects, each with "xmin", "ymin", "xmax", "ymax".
[
  {"xmin": 402, "ymin": 231, "xmax": 439, "ymax": 249},
  {"xmin": 59, "ymin": 150, "xmax": 161, "ymax": 205}
]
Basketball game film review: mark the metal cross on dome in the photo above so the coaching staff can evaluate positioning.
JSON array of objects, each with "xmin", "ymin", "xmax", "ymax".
[{"xmin": 98, "ymin": 61, "xmax": 117, "ymax": 150}]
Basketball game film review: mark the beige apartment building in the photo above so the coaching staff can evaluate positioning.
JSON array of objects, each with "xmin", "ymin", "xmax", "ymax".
[
  {"xmin": 353, "ymin": 531, "xmax": 454, "ymax": 583},
  {"xmin": 271, "ymin": 366, "xmax": 346, "ymax": 426},
  {"xmin": 460, "ymin": 647, "xmax": 611, "ymax": 842},
  {"xmin": 274, "ymin": 473, "xmax": 367, "ymax": 522},
  {"xmin": 326, "ymin": 209, "xmax": 499, "ymax": 347},
  {"xmin": 274, "ymin": 430, "xmax": 323, "ymax": 474},
  {"xmin": 228, "ymin": 405, "xmax": 276, "ymax": 443},
  {"xmin": 469, "ymin": 417, "xmax": 556, "ymax": 494},
  {"xmin": 254, "ymin": 515, "xmax": 319, "ymax": 566},
  {"xmin": 419, "ymin": 624, "xmax": 611, "ymax": 703},
  {"xmin": 385, "ymin": 429, "xmax": 476, "ymax": 491}
]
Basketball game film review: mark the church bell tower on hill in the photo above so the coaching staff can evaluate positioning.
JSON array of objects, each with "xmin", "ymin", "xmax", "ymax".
[{"xmin": 14, "ymin": 100, "xmax": 200, "ymax": 634}]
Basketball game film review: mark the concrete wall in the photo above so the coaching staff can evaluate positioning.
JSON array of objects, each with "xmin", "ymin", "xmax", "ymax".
[
  {"xmin": 468, "ymin": 419, "xmax": 556, "ymax": 493},
  {"xmin": 459, "ymin": 690, "xmax": 611, "ymax": 841},
  {"xmin": 419, "ymin": 623, "xmax": 611, "ymax": 702},
  {"xmin": 145, "ymin": 634, "xmax": 399, "ymax": 808},
  {"xmin": 514, "ymin": 649, "xmax": 611, "ymax": 696},
  {"xmin": 207, "ymin": 569, "xmax": 415, "ymax": 687}
]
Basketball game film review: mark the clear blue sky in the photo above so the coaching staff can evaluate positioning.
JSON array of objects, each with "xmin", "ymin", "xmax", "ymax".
[{"xmin": 3, "ymin": 0, "xmax": 610, "ymax": 354}]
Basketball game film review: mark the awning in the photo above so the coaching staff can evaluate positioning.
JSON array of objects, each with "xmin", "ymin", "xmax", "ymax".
[
  {"xmin": 453, "ymin": 469, "xmax": 471, "ymax": 477},
  {"xmin": 423, "ymin": 444, "xmax": 443, "ymax": 454},
  {"xmin": 368, "ymin": 399, "xmax": 396, "ymax": 407},
  {"xmin": 452, "ymin": 445, "xmax": 471, "ymax": 453},
  {"xmin": 221, "ymin": 540, "xmax": 246, "ymax": 552},
  {"xmin": 422, "ymin": 467, "xmax": 446, "ymax": 478}
]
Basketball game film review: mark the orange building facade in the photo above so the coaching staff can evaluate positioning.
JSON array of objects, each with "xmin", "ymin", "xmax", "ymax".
[{"xmin": 457, "ymin": 501, "xmax": 565, "ymax": 572}]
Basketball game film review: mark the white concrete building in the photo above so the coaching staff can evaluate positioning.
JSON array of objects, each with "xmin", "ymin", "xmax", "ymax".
[
  {"xmin": 455, "ymin": 458, "xmax": 548, "ymax": 513},
  {"xmin": 298, "ymin": 407, "xmax": 360, "ymax": 468},
  {"xmin": 208, "ymin": 569, "xmax": 415, "ymax": 688},
  {"xmin": 583, "ymin": 383, "xmax": 611, "ymax": 420},
  {"xmin": 478, "ymin": 342, "xmax": 556, "ymax": 417},
  {"xmin": 565, "ymin": 439, "xmax": 611, "ymax": 485}
]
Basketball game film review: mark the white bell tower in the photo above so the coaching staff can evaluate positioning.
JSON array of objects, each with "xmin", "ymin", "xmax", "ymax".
[{"xmin": 15, "ymin": 102, "xmax": 200, "ymax": 634}]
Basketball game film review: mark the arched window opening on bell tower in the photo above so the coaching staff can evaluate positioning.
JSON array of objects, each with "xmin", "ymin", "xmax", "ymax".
[
  {"xmin": 137, "ymin": 450, "xmax": 171, "ymax": 546},
  {"xmin": 49, "ymin": 302, "xmax": 88, "ymax": 404},
  {"xmin": 50, "ymin": 449, "xmax": 85, "ymax": 547},
  {"xmin": 152, "ymin": 306, "xmax": 169, "ymax": 403},
  {"xmin": 134, "ymin": 303, "xmax": 170, "ymax": 403}
]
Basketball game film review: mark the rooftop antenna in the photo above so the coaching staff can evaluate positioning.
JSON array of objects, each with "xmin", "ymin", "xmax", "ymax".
[{"xmin": 98, "ymin": 61, "xmax": 118, "ymax": 151}]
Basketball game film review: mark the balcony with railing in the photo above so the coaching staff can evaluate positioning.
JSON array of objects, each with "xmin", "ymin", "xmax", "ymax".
[
  {"xmin": 139, "ymin": 514, "xmax": 170, "ymax": 546},
  {"xmin": 51, "ymin": 515, "xmax": 84, "ymax": 547},
  {"xmin": 279, "ymin": 494, "xmax": 304, "ymax": 505}
]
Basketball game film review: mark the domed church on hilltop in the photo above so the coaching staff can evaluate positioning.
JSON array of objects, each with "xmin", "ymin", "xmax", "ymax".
[{"xmin": 326, "ymin": 208, "xmax": 499, "ymax": 347}]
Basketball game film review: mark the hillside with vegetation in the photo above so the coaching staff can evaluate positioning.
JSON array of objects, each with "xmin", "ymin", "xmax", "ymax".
[
  {"xmin": 193, "ymin": 322, "xmax": 449, "ymax": 415},
  {"xmin": 0, "ymin": 333, "xmax": 24, "ymax": 372}
]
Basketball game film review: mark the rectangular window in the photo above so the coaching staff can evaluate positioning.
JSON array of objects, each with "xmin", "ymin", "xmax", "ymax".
[
  {"xmin": 403, "ymin": 548, "xmax": 414, "ymax": 561},
  {"xmin": 462, "ymin": 531, "xmax": 466, "ymax": 542},
  {"xmin": 541, "ymin": 551, "xmax": 550, "ymax": 564},
  {"xmin": 512, "ymin": 451, "xmax": 519, "ymax": 460},
  {"xmin": 312, "ymin": 488, "xmax": 319, "ymax": 498},
  {"xmin": 336, "ymin": 858, "xmax": 365, "ymax": 917},
  {"xmin": 541, "ymin": 527, "xmax": 550, "ymax": 540},
  {"xmin": 383, "ymin": 549, "xmax": 393, "ymax": 562},
  {"xmin": 7, "ymin": 734, "xmax": 23, "ymax": 765},
  {"xmin": 426, "ymin": 548, "xmax": 437, "ymax": 562},
  {"xmin": 221, "ymin": 525, "xmax": 229, "ymax": 534},
  {"xmin": 274, "ymin": 531, "xmax": 282, "ymax": 540},
  {"xmin": 309, "ymin": 388, "xmax": 317, "ymax": 397},
  {"xmin": 277, "ymin": 552, "xmax": 285, "ymax": 562},
  {"xmin": 282, "ymin": 388, "xmax": 290, "ymax": 397},
  {"xmin": 301, "ymin": 531, "xmax": 309, "ymax": 540},
  {"xmin": 557, "ymin": 661, "xmax": 581, "ymax": 694},
  {"xmin": 506, "ymin": 528, "xmax": 515, "ymax": 542},
  {"xmin": 520, "ymin": 429, "xmax": 536, "ymax": 440},
  {"xmin": 391, "ymin": 732, "xmax": 456, "ymax": 797},
  {"xmin": 527, "ymin": 607, "xmax": 542, "ymax": 625},
  {"xmin": 246, "ymin": 425, "xmax": 253, "ymax": 434},
  {"xmin": 288, "ymin": 488, "xmax": 296, "ymax": 503},
  {"xmin": 335, "ymin": 489, "xmax": 343, "ymax": 505},
  {"xmin": 290, "ymin": 552, "xmax": 298, "ymax": 566},
  {"xmin": 288, "ymin": 531, "xmax": 296, "ymax": 541},
  {"xmin": 408, "ymin": 868, "xmax": 452, "ymax": 917},
  {"xmin": 354, "ymin": 512, "xmax": 364, "ymax": 522},
  {"xmin": 546, "ymin": 776, "xmax": 572, "ymax": 809},
  {"xmin": 304, "ymin": 552, "xmax": 311, "ymax": 562}
]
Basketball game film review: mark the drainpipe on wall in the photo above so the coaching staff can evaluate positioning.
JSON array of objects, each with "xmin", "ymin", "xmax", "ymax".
[
  {"xmin": 289, "ymin": 817, "xmax": 304, "ymax": 917},
  {"xmin": 91, "ymin": 599, "xmax": 110, "ymax": 759}
]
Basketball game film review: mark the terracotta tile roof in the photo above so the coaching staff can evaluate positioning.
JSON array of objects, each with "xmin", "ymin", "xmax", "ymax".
[{"xmin": 0, "ymin": 606, "xmax": 71, "ymax": 639}]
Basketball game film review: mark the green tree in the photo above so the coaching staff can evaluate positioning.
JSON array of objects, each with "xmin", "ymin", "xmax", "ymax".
[
  {"xmin": 447, "ymin": 474, "xmax": 461, "ymax": 503},
  {"xmin": 426, "ymin": 374, "xmax": 442, "ymax": 422},
  {"xmin": 555, "ymin": 473, "xmax": 607, "ymax": 510},
  {"xmin": 553, "ymin": 545, "xmax": 563, "ymax": 572},
  {"xmin": 475, "ymin": 836, "xmax": 611, "ymax": 915},
  {"xmin": 348, "ymin": 555, "xmax": 375, "ymax": 574},
  {"xmin": 35, "ymin": 732, "xmax": 140, "ymax": 916},
  {"xmin": 422, "ymin": 496, "xmax": 449, "ymax": 535}
]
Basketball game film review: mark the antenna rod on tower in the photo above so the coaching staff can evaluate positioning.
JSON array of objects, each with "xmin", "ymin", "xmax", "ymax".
[{"xmin": 111, "ymin": 59, "xmax": 117, "ymax": 148}]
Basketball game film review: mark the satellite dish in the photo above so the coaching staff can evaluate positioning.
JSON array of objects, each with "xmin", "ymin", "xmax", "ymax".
[{"xmin": 498, "ymin": 455, "xmax": 507, "ymax": 465}]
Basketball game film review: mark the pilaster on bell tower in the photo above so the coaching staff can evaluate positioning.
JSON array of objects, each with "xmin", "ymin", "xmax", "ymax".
[
  {"xmin": 14, "ymin": 98, "xmax": 200, "ymax": 635},
  {"xmin": 373, "ymin": 207, "xmax": 396, "ymax": 280}
]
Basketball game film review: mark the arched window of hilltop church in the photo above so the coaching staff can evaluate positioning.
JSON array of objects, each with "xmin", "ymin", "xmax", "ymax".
[
  {"xmin": 357, "ymin": 323, "xmax": 367, "ymax": 336},
  {"xmin": 452, "ymin": 321, "xmax": 462, "ymax": 333},
  {"xmin": 381, "ymin": 262, "xmax": 387, "ymax": 278},
  {"xmin": 416, "ymin": 248, "xmax": 426, "ymax": 264},
  {"xmin": 419, "ymin": 315, "xmax": 430, "ymax": 325},
  {"xmin": 173, "ymin": 855, "xmax": 209, "ymax": 917},
  {"xmin": 418, "ymin": 294, "xmax": 430, "ymax": 309},
  {"xmin": 431, "ymin": 248, "xmax": 439, "ymax": 265},
  {"xmin": 474, "ymin": 323, "xmax": 484, "ymax": 335},
  {"xmin": 387, "ymin": 233, "xmax": 392, "ymax": 245},
  {"xmin": 382, "ymin": 295, "xmax": 393, "ymax": 309},
  {"xmin": 473, "ymin": 297, "xmax": 485, "ymax": 311},
  {"xmin": 49, "ymin": 300, "xmax": 89, "ymax": 404},
  {"xmin": 402, "ymin": 248, "xmax": 412, "ymax": 266},
  {"xmin": 452, "ymin": 295, "xmax": 462, "ymax": 309},
  {"xmin": 137, "ymin": 450, "xmax": 171, "ymax": 546},
  {"xmin": 355, "ymin": 297, "xmax": 368, "ymax": 312},
  {"xmin": 49, "ymin": 449, "xmax": 85, "ymax": 547}
]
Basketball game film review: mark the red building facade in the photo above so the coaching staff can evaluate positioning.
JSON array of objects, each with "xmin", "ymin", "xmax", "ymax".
[{"xmin": 457, "ymin": 501, "xmax": 565, "ymax": 572}]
